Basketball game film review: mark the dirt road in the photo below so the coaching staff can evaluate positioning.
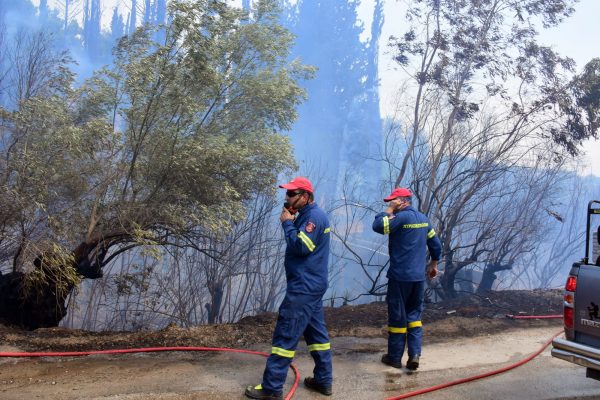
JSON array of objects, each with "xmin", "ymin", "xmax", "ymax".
[{"xmin": 3, "ymin": 325, "xmax": 595, "ymax": 400}]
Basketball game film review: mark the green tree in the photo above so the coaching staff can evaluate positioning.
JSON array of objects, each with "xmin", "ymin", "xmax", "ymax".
[
  {"xmin": 282, "ymin": 0, "xmax": 383, "ymax": 199},
  {"xmin": 553, "ymin": 58, "xmax": 600, "ymax": 151},
  {"xmin": 0, "ymin": 0, "xmax": 312, "ymax": 329}
]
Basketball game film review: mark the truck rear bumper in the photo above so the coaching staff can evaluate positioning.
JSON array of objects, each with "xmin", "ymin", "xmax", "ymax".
[{"xmin": 552, "ymin": 337, "xmax": 600, "ymax": 371}]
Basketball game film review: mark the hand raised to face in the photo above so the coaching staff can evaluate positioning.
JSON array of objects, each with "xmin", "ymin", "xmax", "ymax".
[
  {"xmin": 386, "ymin": 198, "xmax": 407, "ymax": 214},
  {"xmin": 280, "ymin": 206, "xmax": 294, "ymax": 223}
]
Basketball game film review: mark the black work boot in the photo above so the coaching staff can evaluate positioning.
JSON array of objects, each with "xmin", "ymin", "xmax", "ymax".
[
  {"xmin": 244, "ymin": 384, "xmax": 283, "ymax": 400},
  {"xmin": 407, "ymin": 356, "xmax": 420, "ymax": 371},
  {"xmin": 381, "ymin": 354, "xmax": 402, "ymax": 369},
  {"xmin": 304, "ymin": 376, "xmax": 333, "ymax": 396}
]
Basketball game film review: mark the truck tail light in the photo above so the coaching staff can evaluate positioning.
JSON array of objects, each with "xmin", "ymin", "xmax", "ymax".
[
  {"xmin": 564, "ymin": 306, "xmax": 574, "ymax": 329},
  {"xmin": 565, "ymin": 276, "xmax": 577, "ymax": 292},
  {"xmin": 563, "ymin": 293, "xmax": 573, "ymax": 304},
  {"xmin": 563, "ymin": 275, "xmax": 576, "ymax": 330}
]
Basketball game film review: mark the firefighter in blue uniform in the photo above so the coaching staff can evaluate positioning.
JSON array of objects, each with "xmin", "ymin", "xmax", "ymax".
[
  {"xmin": 372, "ymin": 187, "xmax": 442, "ymax": 370},
  {"xmin": 245, "ymin": 177, "xmax": 333, "ymax": 400}
]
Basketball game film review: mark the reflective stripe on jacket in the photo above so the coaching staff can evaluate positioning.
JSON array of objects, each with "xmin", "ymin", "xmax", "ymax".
[
  {"xmin": 372, "ymin": 205, "xmax": 442, "ymax": 281},
  {"xmin": 282, "ymin": 202, "xmax": 330, "ymax": 294}
]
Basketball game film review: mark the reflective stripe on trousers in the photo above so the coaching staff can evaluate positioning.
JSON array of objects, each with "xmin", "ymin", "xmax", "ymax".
[
  {"xmin": 262, "ymin": 293, "xmax": 333, "ymax": 393},
  {"xmin": 386, "ymin": 279, "xmax": 425, "ymax": 361}
]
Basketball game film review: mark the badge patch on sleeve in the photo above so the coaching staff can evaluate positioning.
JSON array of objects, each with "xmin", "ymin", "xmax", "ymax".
[{"xmin": 305, "ymin": 221, "xmax": 316, "ymax": 233}]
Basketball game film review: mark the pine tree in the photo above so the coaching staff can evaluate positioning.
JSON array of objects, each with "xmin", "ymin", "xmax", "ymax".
[
  {"xmin": 143, "ymin": 0, "xmax": 151, "ymax": 24},
  {"xmin": 39, "ymin": 0, "xmax": 49, "ymax": 21},
  {"xmin": 128, "ymin": 0, "xmax": 137, "ymax": 34},
  {"xmin": 82, "ymin": 0, "xmax": 101, "ymax": 61},
  {"xmin": 155, "ymin": 0, "xmax": 166, "ymax": 24},
  {"xmin": 282, "ymin": 0, "xmax": 382, "ymax": 199},
  {"xmin": 110, "ymin": 6, "xmax": 124, "ymax": 44}
]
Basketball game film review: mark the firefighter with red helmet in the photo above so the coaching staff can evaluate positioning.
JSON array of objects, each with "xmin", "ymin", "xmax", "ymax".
[
  {"xmin": 372, "ymin": 187, "xmax": 442, "ymax": 370},
  {"xmin": 245, "ymin": 177, "xmax": 333, "ymax": 399}
]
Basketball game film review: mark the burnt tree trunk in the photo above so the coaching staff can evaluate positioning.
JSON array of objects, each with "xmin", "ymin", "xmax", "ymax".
[
  {"xmin": 440, "ymin": 261, "xmax": 459, "ymax": 299},
  {"xmin": 205, "ymin": 280, "xmax": 224, "ymax": 324},
  {"xmin": 477, "ymin": 263, "xmax": 512, "ymax": 293},
  {"xmin": 0, "ymin": 271, "xmax": 69, "ymax": 330},
  {"xmin": 0, "ymin": 242, "xmax": 107, "ymax": 330}
]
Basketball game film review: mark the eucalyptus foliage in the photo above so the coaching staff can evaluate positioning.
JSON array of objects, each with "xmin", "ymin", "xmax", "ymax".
[
  {"xmin": 384, "ymin": 0, "xmax": 600, "ymax": 297},
  {"xmin": 389, "ymin": 0, "xmax": 600, "ymax": 187}
]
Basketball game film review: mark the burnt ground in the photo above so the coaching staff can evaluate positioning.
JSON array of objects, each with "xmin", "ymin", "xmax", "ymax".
[{"xmin": 0, "ymin": 289, "xmax": 563, "ymax": 352}]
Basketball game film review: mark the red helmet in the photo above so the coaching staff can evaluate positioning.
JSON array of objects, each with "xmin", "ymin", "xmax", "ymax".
[
  {"xmin": 279, "ymin": 176, "xmax": 314, "ymax": 193},
  {"xmin": 383, "ymin": 187, "xmax": 413, "ymax": 202}
]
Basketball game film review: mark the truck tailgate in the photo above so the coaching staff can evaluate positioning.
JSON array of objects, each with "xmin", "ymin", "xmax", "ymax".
[{"xmin": 575, "ymin": 264, "xmax": 600, "ymax": 348}]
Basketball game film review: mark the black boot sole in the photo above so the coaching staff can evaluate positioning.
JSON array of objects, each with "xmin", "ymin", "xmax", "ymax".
[{"xmin": 304, "ymin": 378, "xmax": 333, "ymax": 396}]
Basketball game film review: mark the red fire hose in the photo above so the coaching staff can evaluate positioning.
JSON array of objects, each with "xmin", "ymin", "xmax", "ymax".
[
  {"xmin": 0, "ymin": 346, "xmax": 300, "ymax": 400},
  {"xmin": 386, "ymin": 313, "xmax": 563, "ymax": 400},
  {"xmin": 0, "ymin": 314, "xmax": 564, "ymax": 400},
  {"xmin": 506, "ymin": 314, "xmax": 562, "ymax": 319}
]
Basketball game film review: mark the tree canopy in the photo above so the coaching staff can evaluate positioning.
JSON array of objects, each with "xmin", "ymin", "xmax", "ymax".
[
  {"xmin": 0, "ymin": 0, "xmax": 312, "ymax": 328},
  {"xmin": 376, "ymin": 0, "xmax": 600, "ymax": 297}
]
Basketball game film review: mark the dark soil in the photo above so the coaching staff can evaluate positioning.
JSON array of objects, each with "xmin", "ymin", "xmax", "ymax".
[{"xmin": 0, "ymin": 289, "xmax": 563, "ymax": 353}]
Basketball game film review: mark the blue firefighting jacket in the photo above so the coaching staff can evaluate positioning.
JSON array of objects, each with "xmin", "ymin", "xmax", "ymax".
[
  {"xmin": 372, "ymin": 205, "xmax": 442, "ymax": 281},
  {"xmin": 281, "ymin": 202, "xmax": 330, "ymax": 295}
]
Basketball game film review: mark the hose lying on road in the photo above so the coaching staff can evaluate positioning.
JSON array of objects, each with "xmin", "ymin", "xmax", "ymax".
[
  {"xmin": 505, "ymin": 314, "xmax": 562, "ymax": 319},
  {"xmin": 385, "ymin": 327, "xmax": 564, "ymax": 400},
  {"xmin": 0, "ymin": 346, "xmax": 300, "ymax": 400},
  {"xmin": 0, "ymin": 314, "xmax": 564, "ymax": 400}
]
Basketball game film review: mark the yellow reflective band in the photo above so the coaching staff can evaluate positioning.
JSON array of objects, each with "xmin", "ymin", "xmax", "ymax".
[
  {"xmin": 388, "ymin": 326, "xmax": 407, "ymax": 334},
  {"xmin": 324, "ymin": 227, "xmax": 331, "ymax": 233},
  {"xmin": 383, "ymin": 216, "xmax": 390, "ymax": 235},
  {"xmin": 403, "ymin": 223, "xmax": 429, "ymax": 229},
  {"xmin": 298, "ymin": 231, "xmax": 316, "ymax": 252},
  {"xmin": 308, "ymin": 343, "xmax": 331, "ymax": 352},
  {"xmin": 427, "ymin": 229, "xmax": 436, "ymax": 239},
  {"xmin": 254, "ymin": 384, "xmax": 263, "ymax": 390},
  {"xmin": 271, "ymin": 347, "xmax": 295, "ymax": 358},
  {"xmin": 408, "ymin": 321, "xmax": 422, "ymax": 328}
]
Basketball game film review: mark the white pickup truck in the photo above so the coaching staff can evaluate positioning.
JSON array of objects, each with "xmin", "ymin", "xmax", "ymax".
[{"xmin": 551, "ymin": 200, "xmax": 600, "ymax": 381}]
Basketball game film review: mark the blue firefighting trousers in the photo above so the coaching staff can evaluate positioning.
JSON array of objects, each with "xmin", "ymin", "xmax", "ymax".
[
  {"xmin": 262, "ymin": 292, "xmax": 333, "ymax": 394},
  {"xmin": 386, "ymin": 279, "xmax": 425, "ymax": 362}
]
